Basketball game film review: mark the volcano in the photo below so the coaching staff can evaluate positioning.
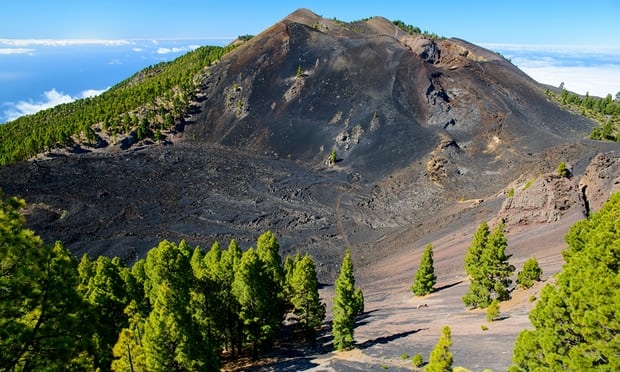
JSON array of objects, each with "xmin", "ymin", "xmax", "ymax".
[{"xmin": 1, "ymin": 8, "xmax": 618, "ymax": 370}]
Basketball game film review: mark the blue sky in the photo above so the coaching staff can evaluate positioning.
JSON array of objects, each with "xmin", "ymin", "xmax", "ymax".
[
  {"xmin": 2, "ymin": 1, "xmax": 619, "ymax": 45},
  {"xmin": 1, "ymin": 1, "xmax": 619, "ymax": 122}
]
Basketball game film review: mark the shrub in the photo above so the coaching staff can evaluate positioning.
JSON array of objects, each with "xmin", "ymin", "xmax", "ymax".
[
  {"xmin": 486, "ymin": 299, "xmax": 500, "ymax": 322},
  {"xmin": 412, "ymin": 353, "xmax": 424, "ymax": 368},
  {"xmin": 557, "ymin": 162, "xmax": 570, "ymax": 178},
  {"xmin": 523, "ymin": 178, "xmax": 535, "ymax": 190},
  {"xmin": 330, "ymin": 149, "xmax": 337, "ymax": 165},
  {"xmin": 516, "ymin": 258, "xmax": 543, "ymax": 289}
]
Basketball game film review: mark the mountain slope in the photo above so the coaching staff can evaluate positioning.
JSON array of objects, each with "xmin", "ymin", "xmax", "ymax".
[
  {"xmin": 188, "ymin": 9, "xmax": 594, "ymax": 177},
  {"xmin": 1, "ymin": 8, "xmax": 619, "ymax": 370},
  {"xmin": 0, "ymin": 8, "xmax": 616, "ymax": 271}
]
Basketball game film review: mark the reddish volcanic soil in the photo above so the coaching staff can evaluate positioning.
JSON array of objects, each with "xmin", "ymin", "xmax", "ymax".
[{"xmin": 224, "ymin": 202, "xmax": 578, "ymax": 371}]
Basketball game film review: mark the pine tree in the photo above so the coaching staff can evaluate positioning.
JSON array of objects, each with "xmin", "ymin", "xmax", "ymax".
[
  {"xmin": 516, "ymin": 257, "xmax": 542, "ymax": 289},
  {"xmin": 256, "ymin": 230, "xmax": 285, "ymax": 288},
  {"xmin": 511, "ymin": 192, "xmax": 620, "ymax": 371},
  {"xmin": 485, "ymin": 222, "xmax": 514, "ymax": 302},
  {"xmin": 77, "ymin": 253, "xmax": 95, "ymax": 294},
  {"xmin": 191, "ymin": 242, "xmax": 225, "ymax": 351},
  {"xmin": 463, "ymin": 221, "xmax": 514, "ymax": 308},
  {"xmin": 111, "ymin": 302, "xmax": 147, "ymax": 372},
  {"xmin": 411, "ymin": 243, "xmax": 437, "ymax": 296},
  {"xmin": 353, "ymin": 288, "xmax": 365, "ymax": 316},
  {"xmin": 220, "ymin": 239, "xmax": 243, "ymax": 355},
  {"xmin": 290, "ymin": 254, "xmax": 326, "ymax": 333},
  {"xmin": 84, "ymin": 255, "xmax": 131, "ymax": 370},
  {"xmin": 464, "ymin": 221, "xmax": 489, "ymax": 279},
  {"xmin": 255, "ymin": 231, "xmax": 286, "ymax": 345},
  {"xmin": 486, "ymin": 299, "xmax": 500, "ymax": 322},
  {"xmin": 426, "ymin": 326, "xmax": 453, "ymax": 372},
  {"xmin": 142, "ymin": 240, "xmax": 219, "ymax": 371},
  {"xmin": 232, "ymin": 247, "xmax": 277, "ymax": 356},
  {"xmin": 332, "ymin": 249, "xmax": 361, "ymax": 350},
  {"xmin": 283, "ymin": 252, "xmax": 301, "ymax": 305},
  {"xmin": 0, "ymin": 192, "xmax": 95, "ymax": 370}
]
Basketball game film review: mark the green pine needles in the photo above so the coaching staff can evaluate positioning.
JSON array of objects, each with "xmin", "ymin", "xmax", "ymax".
[
  {"xmin": 511, "ymin": 192, "xmax": 620, "ymax": 371},
  {"xmin": 411, "ymin": 243, "xmax": 437, "ymax": 296},
  {"xmin": 426, "ymin": 326, "xmax": 453, "ymax": 372},
  {"xmin": 462, "ymin": 221, "xmax": 515, "ymax": 309},
  {"xmin": 332, "ymin": 249, "xmax": 364, "ymax": 350},
  {"xmin": 290, "ymin": 254, "xmax": 326, "ymax": 333}
]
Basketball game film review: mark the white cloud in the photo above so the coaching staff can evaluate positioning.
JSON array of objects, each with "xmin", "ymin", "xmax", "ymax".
[
  {"xmin": 81, "ymin": 88, "xmax": 108, "ymax": 98},
  {"xmin": 519, "ymin": 65, "xmax": 620, "ymax": 98},
  {"xmin": 156, "ymin": 46, "xmax": 188, "ymax": 55},
  {"xmin": 481, "ymin": 43, "xmax": 620, "ymax": 97},
  {"xmin": 0, "ymin": 48, "xmax": 35, "ymax": 55},
  {"xmin": 4, "ymin": 87, "xmax": 109, "ymax": 122},
  {"xmin": 480, "ymin": 43, "xmax": 620, "ymax": 55},
  {"xmin": 0, "ymin": 38, "xmax": 132, "ymax": 47}
]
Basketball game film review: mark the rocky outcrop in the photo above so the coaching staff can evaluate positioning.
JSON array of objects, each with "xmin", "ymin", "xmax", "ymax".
[
  {"xmin": 500, "ymin": 174, "xmax": 586, "ymax": 227},
  {"xmin": 579, "ymin": 152, "xmax": 620, "ymax": 213},
  {"xmin": 500, "ymin": 151, "xmax": 619, "ymax": 228}
]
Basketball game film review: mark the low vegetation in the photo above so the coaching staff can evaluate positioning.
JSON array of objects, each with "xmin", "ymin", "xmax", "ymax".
[
  {"xmin": 392, "ymin": 20, "xmax": 444, "ymax": 39},
  {"xmin": 426, "ymin": 326, "xmax": 453, "ymax": 372},
  {"xmin": 516, "ymin": 257, "xmax": 543, "ymax": 289},
  {"xmin": 486, "ymin": 299, "xmax": 501, "ymax": 322},
  {"xmin": 0, "ymin": 44, "xmax": 238, "ymax": 165},
  {"xmin": 545, "ymin": 88, "xmax": 620, "ymax": 142},
  {"xmin": 557, "ymin": 161, "xmax": 570, "ymax": 178}
]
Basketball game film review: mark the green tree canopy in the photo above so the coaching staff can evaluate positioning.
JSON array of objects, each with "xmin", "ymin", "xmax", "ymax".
[
  {"xmin": 332, "ymin": 249, "xmax": 363, "ymax": 350},
  {"xmin": 516, "ymin": 257, "xmax": 543, "ymax": 289},
  {"xmin": 232, "ymin": 247, "xmax": 279, "ymax": 356},
  {"xmin": 0, "ymin": 191, "xmax": 94, "ymax": 370},
  {"xmin": 426, "ymin": 326, "xmax": 453, "ymax": 372},
  {"xmin": 289, "ymin": 254, "xmax": 326, "ymax": 333},
  {"xmin": 141, "ymin": 240, "xmax": 219, "ymax": 371},
  {"xmin": 511, "ymin": 192, "xmax": 620, "ymax": 371},
  {"xmin": 463, "ymin": 221, "xmax": 514, "ymax": 308},
  {"xmin": 82, "ymin": 255, "xmax": 132, "ymax": 369},
  {"xmin": 411, "ymin": 243, "xmax": 437, "ymax": 296}
]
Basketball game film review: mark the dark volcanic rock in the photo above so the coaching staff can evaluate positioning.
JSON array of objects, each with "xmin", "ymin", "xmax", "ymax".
[{"xmin": 0, "ymin": 8, "xmax": 616, "ymax": 279}]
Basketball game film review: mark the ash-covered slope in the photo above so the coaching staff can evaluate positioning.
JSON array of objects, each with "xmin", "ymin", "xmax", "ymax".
[
  {"xmin": 0, "ymin": 9, "xmax": 615, "ymax": 281},
  {"xmin": 187, "ymin": 8, "xmax": 594, "ymax": 182}
]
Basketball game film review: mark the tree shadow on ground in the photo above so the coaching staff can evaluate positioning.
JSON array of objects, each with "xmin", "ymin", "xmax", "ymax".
[
  {"xmin": 356, "ymin": 328, "xmax": 426, "ymax": 350},
  {"xmin": 233, "ymin": 322, "xmax": 331, "ymax": 371},
  {"xmin": 433, "ymin": 280, "xmax": 463, "ymax": 293},
  {"xmin": 241, "ymin": 351, "xmax": 321, "ymax": 371},
  {"xmin": 354, "ymin": 309, "xmax": 381, "ymax": 327}
]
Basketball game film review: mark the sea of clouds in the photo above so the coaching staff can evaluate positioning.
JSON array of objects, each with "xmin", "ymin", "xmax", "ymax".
[{"xmin": 485, "ymin": 43, "xmax": 620, "ymax": 98}]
